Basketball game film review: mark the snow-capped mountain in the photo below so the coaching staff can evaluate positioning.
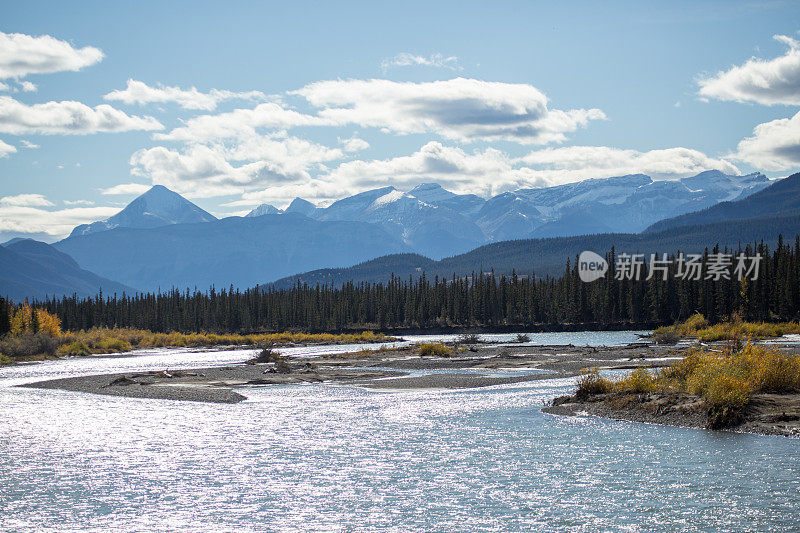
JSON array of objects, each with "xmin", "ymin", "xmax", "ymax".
[
  {"xmin": 315, "ymin": 185, "xmax": 486, "ymax": 258},
  {"xmin": 69, "ymin": 185, "xmax": 217, "ymax": 237},
  {"xmin": 246, "ymin": 204, "xmax": 283, "ymax": 217},
  {"xmin": 407, "ymin": 183, "xmax": 486, "ymax": 216},
  {"xmin": 475, "ymin": 171, "xmax": 771, "ymax": 240}
]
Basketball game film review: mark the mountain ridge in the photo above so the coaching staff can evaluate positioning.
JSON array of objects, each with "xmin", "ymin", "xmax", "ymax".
[
  {"xmin": 645, "ymin": 173, "xmax": 799, "ymax": 233},
  {"xmin": 0, "ymin": 240, "xmax": 136, "ymax": 301}
]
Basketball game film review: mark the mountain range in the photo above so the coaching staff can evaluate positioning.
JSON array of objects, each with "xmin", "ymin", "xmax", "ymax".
[
  {"xmin": 274, "ymin": 172, "xmax": 800, "ymax": 288},
  {"xmin": 645, "ymin": 172, "xmax": 800, "ymax": 232},
  {"xmin": 243, "ymin": 171, "xmax": 771, "ymax": 257},
  {"xmin": 0, "ymin": 169, "xmax": 793, "ymax": 300}
]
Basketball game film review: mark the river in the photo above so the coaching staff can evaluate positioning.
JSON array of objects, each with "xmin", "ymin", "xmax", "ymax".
[{"xmin": 1, "ymin": 331, "xmax": 798, "ymax": 532}]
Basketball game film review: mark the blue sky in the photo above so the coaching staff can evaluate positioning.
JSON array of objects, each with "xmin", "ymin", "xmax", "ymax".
[{"xmin": 2, "ymin": 0, "xmax": 800, "ymax": 241}]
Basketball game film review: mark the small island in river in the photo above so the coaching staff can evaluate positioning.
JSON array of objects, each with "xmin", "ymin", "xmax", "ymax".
[{"xmin": 23, "ymin": 340, "xmax": 669, "ymax": 402}]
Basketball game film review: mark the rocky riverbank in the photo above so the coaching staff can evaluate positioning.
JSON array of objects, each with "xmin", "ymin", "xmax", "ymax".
[
  {"xmin": 543, "ymin": 342, "xmax": 800, "ymax": 437},
  {"xmin": 543, "ymin": 390, "xmax": 800, "ymax": 437}
]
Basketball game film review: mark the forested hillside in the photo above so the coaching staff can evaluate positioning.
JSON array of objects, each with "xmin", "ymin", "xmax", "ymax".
[
  {"xmin": 274, "ymin": 212, "xmax": 800, "ymax": 288},
  {"xmin": 29, "ymin": 237, "xmax": 800, "ymax": 333}
]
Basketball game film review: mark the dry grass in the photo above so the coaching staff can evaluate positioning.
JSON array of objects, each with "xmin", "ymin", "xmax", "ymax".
[
  {"xmin": 695, "ymin": 321, "xmax": 800, "ymax": 342},
  {"xmin": 418, "ymin": 342, "xmax": 453, "ymax": 357},
  {"xmin": 46, "ymin": 328, "xmax": 397, "ymax": 357},
  {"xmin": 653, "ymin": 313, "xmax": 800, "ymax": 343},
  {"xmin": 581, "ymin": 343, "xmax": 800, "ymax": 427},
  {"xmin": 576, "ymin": 368, "xmax": 613, "ymax": 396}
]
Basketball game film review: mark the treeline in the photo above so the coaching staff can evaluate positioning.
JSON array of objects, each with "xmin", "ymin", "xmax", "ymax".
[{"xmin": 15, "ymin": 237, "xmax": 800, "ymax": 333}]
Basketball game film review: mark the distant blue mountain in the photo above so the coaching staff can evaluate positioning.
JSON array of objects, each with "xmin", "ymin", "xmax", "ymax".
[
  {"xmin": 476, "ymin": 171, "xmax": 771, "ymax": 241},
  {"xmin": 0, "ymin": 240, "xmax": 135, "ymax": 301},
  {"xmin": 238, "ymin": 171, "xmax": 773, "ymax": 258},
  {"xmin": 55, "ymin": 213, "xmax": 410, "ymax": 292}
]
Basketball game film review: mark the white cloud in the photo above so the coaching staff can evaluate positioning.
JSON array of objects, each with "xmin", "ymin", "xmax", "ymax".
[
  {"xmin": 0, "ymin": 81, "xmax": 8, "ymax": 91},
  {"xmin": 325, "ymin": 141, "xmax": 528, "ymax": 198},
  {"xmin": 130, "ymin": 135, "xmax": 344, "ymax": 198},
  {"xmin": 155, "ymin": 102, "xmax": 327, "ymax": 142},
  {"xmin": 0, "ymin": 205, "xmax": 118, "ymax": 238},
  {"xmin": 104, "ymin": 79, "xmax": 268, "ymax": 111},
  {"xmin": 0, "ymin": 193, "xmax": 54, "ymax": 207},
  {"xmin": 0, "ymin": 31, "xmax": 103, "ymax": 79},
  {"xmin": 339, "ymin": 136, "xmax": 370, "ymax": 152},
  {"xmin": 20, "ymin": 81, "xmax": 37, "ymax": 92},
  {"xmin": 0, "ymin": 95, "xmax": 163, "ymax": 135},
  {"xmin": 100, "ymin": 183, "xmax": 152, "ymax": 195},
  {"xmin": 517, "ymin": 145, "xmax": 740, "ymax": 183},
  {"xmin": 20, "ymin": 139, "xmax": 38, "ymax": 149},
  {"xmin": 293, "ymin": 78, "xmax": 605, "ymax": 144},
  {"xmin": 63, "ymin": 199, "xmax": 94, "ymax": 206},
  {"xmin": 130, "ymin": 144, "xmax": 275, "ymax": 198},
  {"xmin": 732, "ymin": 111, "xmax": 800, "ymax": 170},
  {"xmin": 0, "ymin": 139, "xmax": 15, "ymax": 158},
  {"xmin": 224, "ymin": 134, "xmax": 343, "ymax": 167},
  {"xmin": 698, "ymin": 34, "xmax": 800, "ymax": 106},
  {"xmin": 381, "ymin": 52, "xmax": 461, "ymax": 72}
]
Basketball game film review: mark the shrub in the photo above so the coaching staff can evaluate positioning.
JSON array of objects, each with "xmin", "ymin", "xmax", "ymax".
[
  {"xmin": 515, "ymin": 333, "xmax": 531, "ymax": 343},
  {"xmin": 0, "ymin": 333, "xmax": 59, "ymax": 358},
  {"xmin": 56, "ymin": 340, "xmax": 91, "ymax": 357},
  {"xmin": 656, "ymin": 349, "xmax": 702, "ymax": 388},
  {"xmin": 652, "ymin": 326, "xmax": 680, "ymax": 345},
  {"xmin": 93, "ymin": 337, "xmax": 132, "ymax": 353},
  {"xmin": 247, "ymin": 346, "xmax": 282, "ymax": 364},
  {"xmin": 457, "ymin": 333, "xmax": 481, "ymax": 344},
  {"xmin": 739, "ymin": 343, "xmax": 800, "ymax": 393},
  {"xmin": 677, "ymin": 313, "xmax": 708, "ymax": 335},
  {"xmin": 418, "ymin": 343, "xmax": 453, "ymax": 357},
  {"xmin": 575, "ymin": 368, "xmax": 613, "ymax": 397}
]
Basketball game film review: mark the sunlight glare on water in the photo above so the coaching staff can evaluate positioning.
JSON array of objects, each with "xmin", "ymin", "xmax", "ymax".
[{"xmin": 1, "ymin": 332, "xmax": 798, "ymax": 532}]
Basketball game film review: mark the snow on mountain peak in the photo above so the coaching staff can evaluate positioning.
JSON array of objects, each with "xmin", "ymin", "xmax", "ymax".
[
  {"xmin": 370, "ymin": 189, "xmax": 407, "ymax": 209},
  {"xmin": 246, "ymin": 204, "xmax": 283, "ymax": 217},
  {"xmin": 408, "ymin": 182, "xmax": 457, "ymax": 203},
  {"xmin": 67, "ymin": 185, "xmax": 216, "ymax": 238}
]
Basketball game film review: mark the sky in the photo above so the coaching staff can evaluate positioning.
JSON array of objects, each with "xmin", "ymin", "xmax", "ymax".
[{"xmin": 2, "ymin": 0, "xmax": 800, "ymax": 242}]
